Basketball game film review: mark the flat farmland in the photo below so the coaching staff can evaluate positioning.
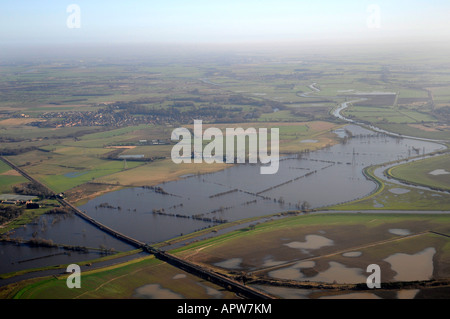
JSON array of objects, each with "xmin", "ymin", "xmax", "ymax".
[
  {"xmin": 329, "ymin": 164, "xmax": 450, "ymax": 211},
  {"xmin": 92, "ymin": 121, "xmax": 342, "ymax": 187},
  {"xmin": 389, "ymin": 154, "xmax": 450, "ymax": 191},
  {"xmin": 6, "ymin": 148, "xmax": 145, "ymax": 193},
  {"xmin": 265, "ymin": 232, "xmax": 450, "ymax": 284},
  {"xmin": 343, "ymin": 105, "xmax": 437, "ymax": 124},
  {"xmin": 92, "ymin": 158, "xmax": 230, "ymax": 187},
  {"xmin": 173, "ymin": 213, "xmax": 450, "ymax": 281},
  {"xmin": 0, "ymin": 161, "xmax": 27, "ymax": 193},
  {"xmin": 429, "ymin": 85, "xmax": 450, "ymax": 107},
  {"xmin": 376, "ymin": 123, "xmax": 450, "ymax": 141},
  {"xmin": 7, "ymin": 256, "xmax": 236, "ymax": 299}
]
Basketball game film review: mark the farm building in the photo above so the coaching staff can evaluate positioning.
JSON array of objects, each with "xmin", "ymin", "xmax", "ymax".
[{"xmin": 0, "ymin": 194, "xmax": 38, "ymax": 204}]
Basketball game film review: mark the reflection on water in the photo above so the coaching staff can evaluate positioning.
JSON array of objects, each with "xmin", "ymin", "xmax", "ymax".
[
  {"xmin": 214, "ymin": 258, "xmax": 243, "ymax": 270},
  {"xmin": 389, "ymin": 229, "xmax": 411, "ymax": 236},
  {"xmin": 134, "ymin": 284, "xmax": 183, "ymax": 299},
  {"xmin": 269, "ymin": 260, "xmax": 367, "ymax": 284},
  {"xmin": 384, "ymin": 247, "xmax": 436, "ymax": 282},
  {"xmin": 307, "ymin": 261, "xmax": 366, "ymax": 284},
  {"xmin": 77, "ymin": 124, "xmax": 443, "ymax": 245},
  {"xmin": 74, "ymin": 125, "xmax": 445, "ymax": 245},
  {"xmin": 342, "ymin": 251, "xmax": 362, "ymax": 257},
  {"xmin": 284, "ymin": 235, "xmax": 334, "ymax": 250},
  {"xmin": 196, "ymin": 282, "xmax": 223, "ymax": 298},
  {"xmin": 0, "ymin": 241, "xmax": 105, "ymax": 275},
  {"xmin": 0, "ymin": 212, "xmax": 136, "ymax": 275},
  {"xmin": 397, "ymin": 289, "xmax": 419, "ymax": 299},
  {"xmin": 269, "ymin": 260, "xmax": 317, "ymax": 281},
  {"xmin": 252, "ymin": 285, "xmax": 314, "ymax": 299},
  {"xmin": 320, "ymin": 292, "xmax": 381, "ymax": 299},
  {"xmin": 389, "ymin": 188, "xmax": 411, "ymax": 195},
  {"xmin": 269, "ymin": 266, "xmax": 304, "ymax": 281},
  {"xmin": 2, "ymin": 124, "xmax": 445, "ymax": 274},
  {"xmin": 262, "ymin": 257, "xmax": 286, "ymax": 268}
]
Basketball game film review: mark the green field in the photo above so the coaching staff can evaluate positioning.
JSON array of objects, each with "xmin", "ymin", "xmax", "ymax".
[
  {"xmin": 328, "ymin": 163, "xmax": 450, "ymax": 211},
  {"xmin": 5, "ymin": 255, "xmax": 235, "ymax": 299},
  {"xmin": 342, "ymin": 105, "xmax": 437, "ymax": 124},
  {"xmin": 7, "ymin": 212, "xmax": 450, "ymax": 299},
  {"xmin": 1, "ymin": 45, "xmax": 450, "ymax": 299},
  {"xmin": 376, "ymin": 123, "xmax": 450, "ymax": 141},
  {"xmin": 389, "ymin": 154, "xmax": 450, "ymax": 191},
  {"xmin": 0, "ymin": 161, "xmax": 27, "ymax": 193}
]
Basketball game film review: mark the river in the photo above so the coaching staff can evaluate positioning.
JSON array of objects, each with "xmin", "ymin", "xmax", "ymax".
[{"xmin": 1, "ymin": 88, "xmax": 448, "ymax": 278}]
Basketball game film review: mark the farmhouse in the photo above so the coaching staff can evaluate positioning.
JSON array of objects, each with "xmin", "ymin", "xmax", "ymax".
[{"xmin": 0, "ymin": 194, "xmax": 38, "ymax": 204}]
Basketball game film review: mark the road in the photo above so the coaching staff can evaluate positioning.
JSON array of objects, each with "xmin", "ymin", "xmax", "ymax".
[{"xmin": 0, "ymin": 156, "xmax": 274, "ymax": 299}]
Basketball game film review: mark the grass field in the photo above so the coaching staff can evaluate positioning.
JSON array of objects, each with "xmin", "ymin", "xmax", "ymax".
[
  {"xmin": 8, "ymin": 212, "xmax": 450, "ymax": 299},
  {"xmin": 342, "ymin": 105, "xmax": 437, "ymax": 124},
  {"xmin": 7, "ymin": 150, "xmax": 145, "ymax": 194},
  {"xmin": 331, "ymin": 184, "xmax": 450, "ymax": 211},
  {"xmin": 388, "ymin": 154, "xmax": 450, "ymax": 191},
  {"xmin": 91, "ymin": 121, "xmax": 342, "ymax": 187},
  {"xmin": 376, "ymin": 123, "xmax": 450, "ymax": 141},
  {"xmin": 1, "ymin": 49, "xmax": 450, "ymax": 299},
  {"xmin": 5, "ymin": 255, "xmax": 235, "ymax": 299},
  {"xmin": 0, "ymin": 205, "xmax": 51, "ymax": 235},
  {"xmin": 8, "ymin": 119, "xmax": 341, "ymax": 204},
  {"xmin": 0, "ymin": 161, "xmax": 27, "ymax": 193}
]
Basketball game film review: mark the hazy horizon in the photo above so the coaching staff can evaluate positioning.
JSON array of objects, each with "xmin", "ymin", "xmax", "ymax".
[{"xmin": 1, "ymin": 1, "xmax": 449, "ymax": 46}]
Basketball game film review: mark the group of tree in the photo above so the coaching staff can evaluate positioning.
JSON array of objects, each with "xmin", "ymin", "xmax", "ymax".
[
  {"xmin": 434, "ymin": 106, "xmax": 450, "ymax": 123},
  {"xmin": 13, "ymin": 182, "xmax": 52, "ymax": 198},
  {"xmin": 46, "ymin": 206, "xmax": 72, "ymax": 215},
  {"xmin": 0, "ymin": 205, "xmax": 24, "ymax": 225}
]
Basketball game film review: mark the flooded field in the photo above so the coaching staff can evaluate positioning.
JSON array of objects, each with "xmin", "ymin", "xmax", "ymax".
[
  {"xmin": 284, "ymin": 235, "xmax": 334, "ymax": 250},
  {"xmin": 384, "ymin": 247, "xmax": 436, "ymax": 282},
  {"xmin": 134, "ymin": 284, "xmax": 183, "ymax": 299},
  {"xmin": 76, "ymin": 124, "xmax": 443, "ymax": 244},
  {"xmin": 1, "ymin": 212, "xmax": 136, "ymax": 275},
  {"xmin": 1, "ymin": 124, "xmax": 446, "ymax": 275}
]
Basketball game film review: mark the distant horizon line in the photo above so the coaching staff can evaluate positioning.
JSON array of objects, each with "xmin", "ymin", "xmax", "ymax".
[
  {"xmin": 2, "ymin": 37, "xmax": 450, "ymax": 62},
  {"xmin": 2, "ymin": 37, "xmax": 450, "ymax": 50}
]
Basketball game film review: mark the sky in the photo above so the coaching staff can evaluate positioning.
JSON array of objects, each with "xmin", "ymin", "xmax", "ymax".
[{"xmin": 1, "ymin": 0, "xmax": 449, "ymax": 45}]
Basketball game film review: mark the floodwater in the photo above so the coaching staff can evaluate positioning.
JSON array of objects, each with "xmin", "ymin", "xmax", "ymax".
[
  {"xmin": 270, "ymin": 261, "xmax": 367, "ymax": 284},
  {"xmin": 0, "ymin": 212, "xmax": 136, "ymax": 275},
  {"xmin": 389, "ymin": 229, "xmax": 411, "ymax": 236},
  {"xmin": 389, "ymin": 188, "xmax": 411, "ymax": 195},
  {"xmin": 397, "ymin": 289, "xmax": 420, "ymax": 299},
  {"xmin": 429, "ymin": 169, "xmax": 449, "ymax": 176},
  {"xmin": 214, "ymin": 258, "xmax": 243, "ymax": 270},
  {"xmin": 307, "ymin": 261, "xmax": 367, "ymax": 284},
  {"xmin": 134, "ymin": 284, "xmax": 183, "ymax": 299},
  {"xmin": 254, "ymin": 286, "xmax": 418, "ymax": 299},
  {"xmin": 384, "ymin": 247, "xmax": 436, "ymax": 282},
  {"xmin": 1, "ymin": 124, "xmax": 445, "ymax": 275},
  {"xmin": 342, "ymin": 251, "xmax": 362, "ymax": 257},
  {"xmin": 320, "ymin": 292, "xmax": 381, "ymax": 299},
  {"xmin": 76, "ymin": 124, "xmax": 444, "ymax": 245},
  {"xmin": 269, "ymin": 260, "xmax": 317, "ymax": 281},
  {"xmin": 0, "ymin": 242, "xmax": 103, "ymax": 274},
  {"xmin": 252, "ymin": 285, "xmax": 315, "ymax": 299},
  {"xmin": 284, "ymin": 235, "xmax": 334, "ymax": 250}
]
